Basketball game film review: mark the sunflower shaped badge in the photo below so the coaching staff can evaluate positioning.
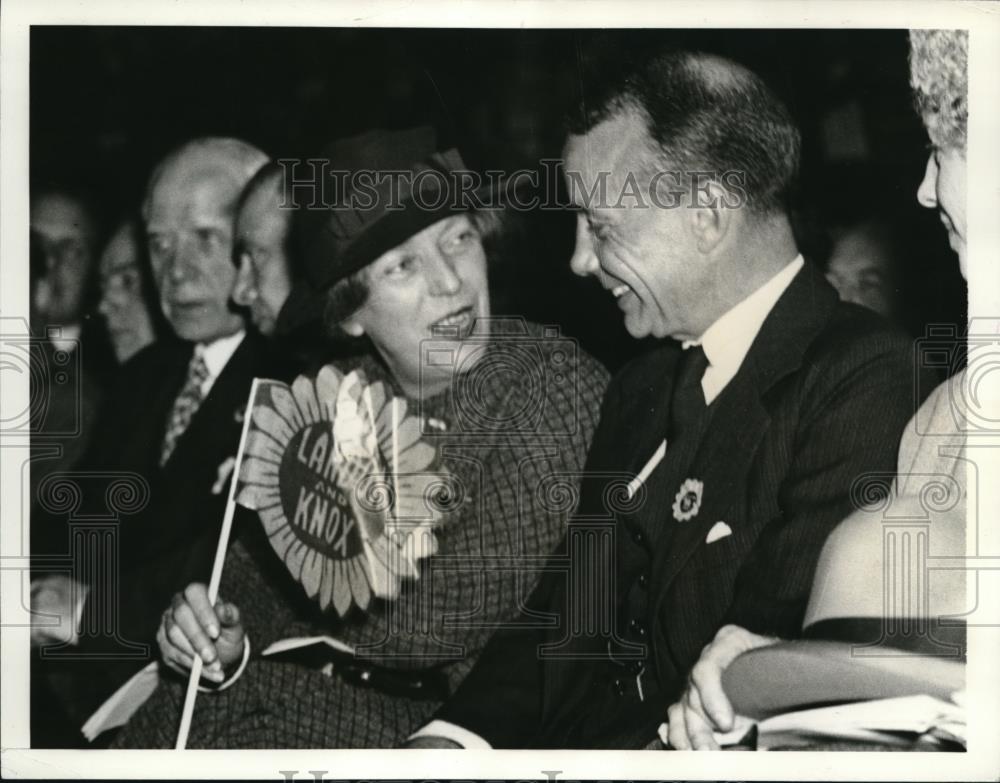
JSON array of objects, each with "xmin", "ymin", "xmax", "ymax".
[{"xmin": 235, "ymin": 365, "xmax": 450, "ymax": 616}]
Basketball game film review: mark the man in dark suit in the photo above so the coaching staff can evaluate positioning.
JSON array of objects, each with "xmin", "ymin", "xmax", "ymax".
[
  {"xmin": 409, "ymin": 50, "xmax": 924, "ymax": 749},
  {"xmin": 30, "ymin": 138, "xmax": 271, "ymax": 743},
  {"xmin": 29, "ymin": 188, "xmax": 114, "ymax": 523}
]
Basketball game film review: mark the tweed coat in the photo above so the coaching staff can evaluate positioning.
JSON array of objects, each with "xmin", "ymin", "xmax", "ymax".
[{"xmin": 115, "ymin": 321, "xmax": 610, "ymax": 747}]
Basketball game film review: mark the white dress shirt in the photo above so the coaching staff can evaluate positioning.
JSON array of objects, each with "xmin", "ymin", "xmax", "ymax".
[
  {"xmin": 686, "ymin": 254, "xmax": 804, "ymax": 404},
  {"xmin": 197, "ymin": 329, "xmax": 245, "ymax": 397},
  {"xmin": 411, "ymin": 254, "xmax": 805, "ymax": 749}
]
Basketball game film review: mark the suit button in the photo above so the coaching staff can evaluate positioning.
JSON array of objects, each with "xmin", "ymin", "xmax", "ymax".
[
  {"xmin": 629, "ymin": 618, "xmax": 647, "ymax": 637},
  {"xmin": 637, "ymin": 573, "xmax": 649, "ymax": 589},
  {"xmin": 632, "ymin": 529, "xmax": 645, "ymax": 545},
  {"xmin": 628, "ymin": 659, "xmax": 643, "ymax": 674},
  {"xmin": 613, "ymin": 678, "xmax": 625, "ymax": 696}
]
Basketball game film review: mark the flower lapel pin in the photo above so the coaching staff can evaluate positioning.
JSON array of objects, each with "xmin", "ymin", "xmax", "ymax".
[{"xmin": 672, "ymin": 478, "xmax": 703, "ymax": 522}]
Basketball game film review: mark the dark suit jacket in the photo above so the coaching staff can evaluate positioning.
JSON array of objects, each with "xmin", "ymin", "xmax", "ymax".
[
  {"xmin": 436, "ymin": 263, "xmax": 928, "ymax": 748},
  {"xmin": 38, "ymin": 330, "xmax": 273, "ymax": 721}
]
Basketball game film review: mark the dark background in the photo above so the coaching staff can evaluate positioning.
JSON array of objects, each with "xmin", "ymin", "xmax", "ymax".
[{"xmin": 31, "ymin": 27, "xmax": 967, "ymax": 370}]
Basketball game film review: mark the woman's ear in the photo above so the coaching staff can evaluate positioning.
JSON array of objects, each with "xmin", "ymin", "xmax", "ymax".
[{"xmin": 340, "ymin": 314, "xmax": 365, "ymax": 338}]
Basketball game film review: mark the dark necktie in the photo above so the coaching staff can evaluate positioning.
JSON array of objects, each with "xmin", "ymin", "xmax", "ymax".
[
  {"xmin": 668, "ymin": 344, "xmax": 709, "ymax": 443},
  {"xmin": 160, "ymin": 351, "xmax": 210, "ymax": 466}
]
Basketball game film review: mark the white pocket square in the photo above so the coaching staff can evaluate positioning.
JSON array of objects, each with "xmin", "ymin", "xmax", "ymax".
[{"xmin": 705, "ymin": 521, "xmax": 732, "ymax": 544}]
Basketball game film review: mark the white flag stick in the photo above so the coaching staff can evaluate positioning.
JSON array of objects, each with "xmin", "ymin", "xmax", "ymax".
[
  {"xmin": 175, "ymin": 378, "xmax": 261, "ymax": 750},
  {"xmin": 391, "ymin": 397, "xmax": 400, "ymax": 523}
]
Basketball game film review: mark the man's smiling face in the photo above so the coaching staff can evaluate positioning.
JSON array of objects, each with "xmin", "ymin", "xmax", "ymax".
[{"xmin": 563, "ymin": 106, "xmax": 700, "ymax": 341}]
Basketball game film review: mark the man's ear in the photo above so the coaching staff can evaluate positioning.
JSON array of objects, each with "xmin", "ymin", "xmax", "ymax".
[{"xmin": 689, "ymin": 180, "xmax": 735, "ymax": 254}]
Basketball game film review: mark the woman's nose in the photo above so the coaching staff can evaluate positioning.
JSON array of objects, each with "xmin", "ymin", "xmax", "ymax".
[
  {"xmin": 917, "ymin": 154, "xmax": 939, "ymax": 210},
  {"xmin": 427, "ymin": 252, "xmax": 462, "ymax": 295}
]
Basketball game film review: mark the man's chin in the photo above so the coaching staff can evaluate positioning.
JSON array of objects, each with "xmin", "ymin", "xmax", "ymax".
[
  {"xmin": 169, "ymin": 313, "xmax": 243, "ymax": 344},
  {"xmin": 622, "ymin": 313, "xmax": 655, "ymax": 341}
]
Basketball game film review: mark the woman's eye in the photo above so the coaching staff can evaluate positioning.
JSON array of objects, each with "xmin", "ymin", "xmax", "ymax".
[
  {"xmin": 385, "ymin": 255, "xmax": 417, "ymax": 277},
  {"xmin": 443, "ymin": 229, "xmax": 477, "ymax": 252}
]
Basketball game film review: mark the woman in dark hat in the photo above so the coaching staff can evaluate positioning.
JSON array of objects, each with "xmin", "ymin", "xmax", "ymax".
[{"xmin": 114, "ymin": 127, "xmax": 609, "ymax": 748}]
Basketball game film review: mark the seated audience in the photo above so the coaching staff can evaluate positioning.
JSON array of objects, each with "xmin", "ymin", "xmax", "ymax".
[
  {"xmin": 30, "ymin": 138, "xmax": 271, "ymax": 746},
  {"xmin": 29, "ymin": 186, "xmax": 111, "ymax": 523},
  {"xmin": 823, "ymin": 217, "xmax": 901, "ymax": 322},
  {"xmin": 97, "ymin": 217, "xmax": 160, "ymax": 364},
  {"xmin": 231, "ymin": 161, "xmax": 294, "ymax": 338}
]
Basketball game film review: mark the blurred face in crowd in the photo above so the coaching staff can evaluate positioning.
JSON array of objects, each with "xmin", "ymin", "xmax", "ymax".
[
  {"xmin": 917, "ymin": 147, "xmax": 967, "ymax": 278},
  {"xmin": 145, "ymin": 163, "xmax": 246, "ymax": 343},
  {"xmin": 342, "ymin": 213, "xmax": 490, "ymax": 398},
  {"xmin": 825, "ymin": 226, "xmax": 897, "ymax": 319},
  {"xmin": 564, "ymin": 107, "xmax": 701, "ymax": 342},
  {"xmin": 232, "ymin": 180, "xmax": 293, "ymax": 337},
  {"xmin": 98, "ymin": 223, "xmax": 156, "ymax": 363},
  {"xmin": 30, "ymin": 193, "xmax": 95, "ymax": 324}
]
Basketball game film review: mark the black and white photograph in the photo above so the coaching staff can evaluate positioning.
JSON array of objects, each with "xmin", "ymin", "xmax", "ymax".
[{"xmin": 2, "ymin": 1, "xmax": 998, "ymax": 779}]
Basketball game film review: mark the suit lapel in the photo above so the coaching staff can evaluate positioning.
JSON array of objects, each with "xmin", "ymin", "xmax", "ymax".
[
  {"xmin": 648, "ymin": 264, "xmax": 840, "ymax": 609},
  {"xmin": 613, "ymin": 347, "xmax": 683, "ymax": 538},
  {"xmin": 620, "ymin": 345, "xmax": 681, "ymax": 478},
  {"xmin": 649, "ymin": 363, "xmax": 770, "ymax": 602}
]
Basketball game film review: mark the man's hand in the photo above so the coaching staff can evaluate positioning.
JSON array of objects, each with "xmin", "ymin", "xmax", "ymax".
[
  {"xmin": 30, "ymin": 575, "xmax": 88, "ymax": 647},
  {"xmin": 157, "ymin": 582, "xmax": 245, "ymax": 683},
  {"xmin": 665, "ymin": 624, "xmax": 779, "ymax": 750},
  {"xmin": 404, "ymin": 736, "xmax": 462, "ymax": 749}
]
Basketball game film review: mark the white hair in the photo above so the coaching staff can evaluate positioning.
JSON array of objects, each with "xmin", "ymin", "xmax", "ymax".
[{"xmin": 141, "ymin": 137, "xmax": 270, "ymax": 220}]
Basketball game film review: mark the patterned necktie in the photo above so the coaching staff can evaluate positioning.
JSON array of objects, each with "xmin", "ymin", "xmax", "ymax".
[
  {"xmin": 668, "ymin": 344, "xmax": 709, "ymax": 443},
  {"xmin": 160, "ymin": 351, "xmax": 210, "ymax": 466}
]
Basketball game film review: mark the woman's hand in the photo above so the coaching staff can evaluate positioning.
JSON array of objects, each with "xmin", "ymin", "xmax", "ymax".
[{"xmin": 156, "ymin": 582, "xmax": 245, "ymax": 683}]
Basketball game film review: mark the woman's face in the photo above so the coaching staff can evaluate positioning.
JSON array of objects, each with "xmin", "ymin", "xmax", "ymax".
[
  {"xmin": 342, "ymin": 214, "xmax": 491, "ymax": 397},
  {"xmin": 917, "ymin": 146, "xmax": 967, "ymax": 278}
]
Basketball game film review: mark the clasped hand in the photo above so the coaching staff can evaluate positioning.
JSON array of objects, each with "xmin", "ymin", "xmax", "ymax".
[
  {"xmin": 157, "ymin": 582, "xmax": 245, "ymax": 683},
  {"xmin": 664, "ymin": 624, "xmax": 778, "ymax": 750}
]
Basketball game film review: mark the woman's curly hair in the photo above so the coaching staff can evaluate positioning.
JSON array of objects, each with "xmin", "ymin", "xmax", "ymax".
[{"xmin": 909, "ymin": 29, "xmax": 968, "ymax": 152}]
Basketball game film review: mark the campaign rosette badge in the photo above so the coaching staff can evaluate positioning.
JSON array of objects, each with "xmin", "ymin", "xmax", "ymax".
[{"xmin": 235, "ymin": 365, "xmax": 449, "ymax": 616}]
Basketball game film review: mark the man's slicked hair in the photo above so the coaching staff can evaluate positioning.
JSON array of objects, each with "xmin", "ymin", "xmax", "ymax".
[
  {"xmin": 569, "ymin": 50, "xmax": 801, "ymax": 215},
  {"xmin": 141, "ymin": 136, "xmax": 269, "ymax": 221}
]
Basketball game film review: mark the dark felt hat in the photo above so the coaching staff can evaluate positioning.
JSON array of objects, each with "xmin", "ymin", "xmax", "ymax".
[{"xmin": 276, "ymin": 126, "xmax": 502, "ymax": 336}]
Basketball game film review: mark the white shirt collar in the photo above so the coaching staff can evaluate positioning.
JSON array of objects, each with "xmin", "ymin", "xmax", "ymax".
[
  {"xmin": 47, "ymin": 323, "xmax": 81, "ymax": 355},
  {"xmin": 195, "ymin": 330, "xmax": 245, "ymax": 396},
  {"xmin": 684, "ymin": 254, "xmax": 804, "ymax": 404}
]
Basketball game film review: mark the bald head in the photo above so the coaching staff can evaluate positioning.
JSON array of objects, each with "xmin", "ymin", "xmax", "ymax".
[
  {"xmin": 144, "ymin": 137, "xmax": 268, "ymax": 342},
  {"xmin": 142, "ymin": 138, "xmax": 269, "ymax": 222}
]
